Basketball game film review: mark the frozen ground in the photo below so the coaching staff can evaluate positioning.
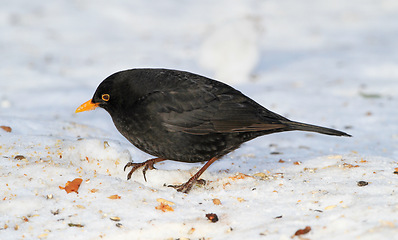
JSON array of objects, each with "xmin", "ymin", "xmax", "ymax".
[{"xmin": 1, "ymin": 0, "xmax": 398, "ymax": 239}]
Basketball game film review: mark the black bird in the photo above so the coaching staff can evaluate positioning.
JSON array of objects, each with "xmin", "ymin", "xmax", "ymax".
[{"xmin": 76, "ymin": 69, "xmax": 351, "ymax": 193}]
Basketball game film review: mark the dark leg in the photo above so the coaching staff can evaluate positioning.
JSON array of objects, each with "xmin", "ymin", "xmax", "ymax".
[
  {"xmin": 169, "ymin": 157, "xmax": 218, "ymax": 193},
  {"xmin": 124, "ymin": 158, "xmax": 166, "ymax": 181}
]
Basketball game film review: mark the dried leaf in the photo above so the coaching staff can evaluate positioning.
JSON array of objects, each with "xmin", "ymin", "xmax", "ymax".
[
  {"xmin": 0, "ymin": 126, "xmax": 11, "ymax": 132},
  {"xmin": 108, "ymin": 194, "xmax": 121, "ymax": 199},
  {"xmin": 293, "ymin": 226, "xmax": 311, "ymax": 237},
  {"xmin": 59, "ymin": 178, "xmax": 83, "ymax": 194},
  {"xmin": 155, "ymin": 202, "xmax": 174, "ymax": 212}
]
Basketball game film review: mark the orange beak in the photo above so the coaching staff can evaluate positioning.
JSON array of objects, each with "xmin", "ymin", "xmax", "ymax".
[{"xmin": 75, "ymin": 99, "xmax": 100, "ymax": 113}]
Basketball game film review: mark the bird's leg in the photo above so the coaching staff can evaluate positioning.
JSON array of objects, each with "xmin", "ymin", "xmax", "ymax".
[
  {"xmin": 124, "ymin": 158, "xmax": 165, "ymax": 181},
  {"xmin": 168, "ymin": 157, "xmax": 218, "ymax": 193}
]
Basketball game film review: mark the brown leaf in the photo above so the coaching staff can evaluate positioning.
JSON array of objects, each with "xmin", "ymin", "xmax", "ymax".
[
  {"xmin": 59, "ymin": 178, "xmax": 83, "ymax": 194},
  {"xmin": 293, "ymin": 226, "xmax": 311, "ymax": 237},
  {"xmin": 108, "ymin": 194, "xmax": 121, "ymax": 199},
  {"xmin": 0, "ymin": 126, "xmax": 11, "ymax": 132},
  {"xmin": 155, "ymin": 202, "xmax": 174, "ymax": 212}
]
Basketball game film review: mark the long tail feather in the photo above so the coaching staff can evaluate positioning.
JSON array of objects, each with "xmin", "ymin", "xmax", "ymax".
[{"xmin": 281, "ymin": 121, "xmax": 351, "ymax": 137}]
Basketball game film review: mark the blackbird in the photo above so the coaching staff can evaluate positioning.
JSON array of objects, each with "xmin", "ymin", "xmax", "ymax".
[{"xmin": 76, "ymin": 68, "xmax": 351, "ymax": 193}]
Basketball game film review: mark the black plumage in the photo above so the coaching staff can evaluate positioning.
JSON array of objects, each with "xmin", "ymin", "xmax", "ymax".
[{"xmin": 76, "ymin": 68, "xmax": 350, "ymax": 193}]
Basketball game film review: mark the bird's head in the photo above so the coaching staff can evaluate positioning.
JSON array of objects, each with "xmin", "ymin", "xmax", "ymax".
[
  {"xmin": 75, "ymin": 70, "xmax": 134, "ymax": 114},
  {"xmin": 75, "ymin": 79, "xmax": 115, "ymax": 113},
  {"xmin": 75, "ymin": 68, "xmax": 173, "ymax": 114}
]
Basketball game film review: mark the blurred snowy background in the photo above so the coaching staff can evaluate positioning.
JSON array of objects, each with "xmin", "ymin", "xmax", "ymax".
[{"xmin": 1, "ymin": 0, "xmax": 398, "ymax": 239}]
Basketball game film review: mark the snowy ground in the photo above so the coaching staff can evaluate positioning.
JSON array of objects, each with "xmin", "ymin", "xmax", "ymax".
[{"xmin": 1, "ymin": 0, "xmax": 398, "ymax": 239}]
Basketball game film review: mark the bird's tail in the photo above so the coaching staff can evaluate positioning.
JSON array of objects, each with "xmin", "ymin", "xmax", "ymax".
[{"xmin": 281, "ymin": 120, "xmax": 351, "ymax": 137}]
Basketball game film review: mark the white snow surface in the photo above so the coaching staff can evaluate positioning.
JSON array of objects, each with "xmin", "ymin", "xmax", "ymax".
[{"xmin": 1, "ymin": 0, "xmax": 398, "ymax": 239}]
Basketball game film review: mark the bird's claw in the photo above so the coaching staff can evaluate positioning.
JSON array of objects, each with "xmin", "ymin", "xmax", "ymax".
[
  {"xmin": 124, "ymin": 162, "xmax": 147, "ymax": 181},
  {"xmin": 168, "ymin": 179, "xmax": 206, "ymax": 193},
  {"xmin": 123, "ymin": 158, "xmax": 163, "ymax": 182}
]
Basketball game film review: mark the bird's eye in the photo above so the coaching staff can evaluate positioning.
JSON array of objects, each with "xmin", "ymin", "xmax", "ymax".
[{"xmin": 102, "ymin": 94, "xmax": 110, "ymax": 101}]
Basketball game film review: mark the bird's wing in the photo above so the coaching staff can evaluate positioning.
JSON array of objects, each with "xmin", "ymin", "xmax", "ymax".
[{"xmin": 141, "ymin": 84, "xmax": 288, "ymax": 135}]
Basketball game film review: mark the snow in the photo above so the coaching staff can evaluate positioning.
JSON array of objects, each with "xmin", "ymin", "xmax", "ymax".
[
  {"xmin": 199, "ymin": 17, "xmax": 261, "ymax": 83},
  {"xmin": 1, "ymin": 0, "xmax": 398, "ymax": 239}
]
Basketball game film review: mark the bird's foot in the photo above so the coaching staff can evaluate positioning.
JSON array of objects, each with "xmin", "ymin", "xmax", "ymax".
[
  {"xmin": 168, "ymin": 179, "xmax": 206, "ymax": 193},
  {"xmin": 168, "ymin": 157, "xmax": 218, "ymax": 193},
  {"xmin": 124, "ymin": 158, "xmax": 165, "ymax": 182}
]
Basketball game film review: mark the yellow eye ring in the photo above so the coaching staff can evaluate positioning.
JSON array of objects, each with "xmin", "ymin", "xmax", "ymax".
[{"xmin": 102, "ymin": 94, "xmax": 110, "ymax": 101}]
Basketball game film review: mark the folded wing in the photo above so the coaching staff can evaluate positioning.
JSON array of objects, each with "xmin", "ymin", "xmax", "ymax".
[{"xmin": 141, "ymin": 84, "xmax": 288, "ymax": 135}]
